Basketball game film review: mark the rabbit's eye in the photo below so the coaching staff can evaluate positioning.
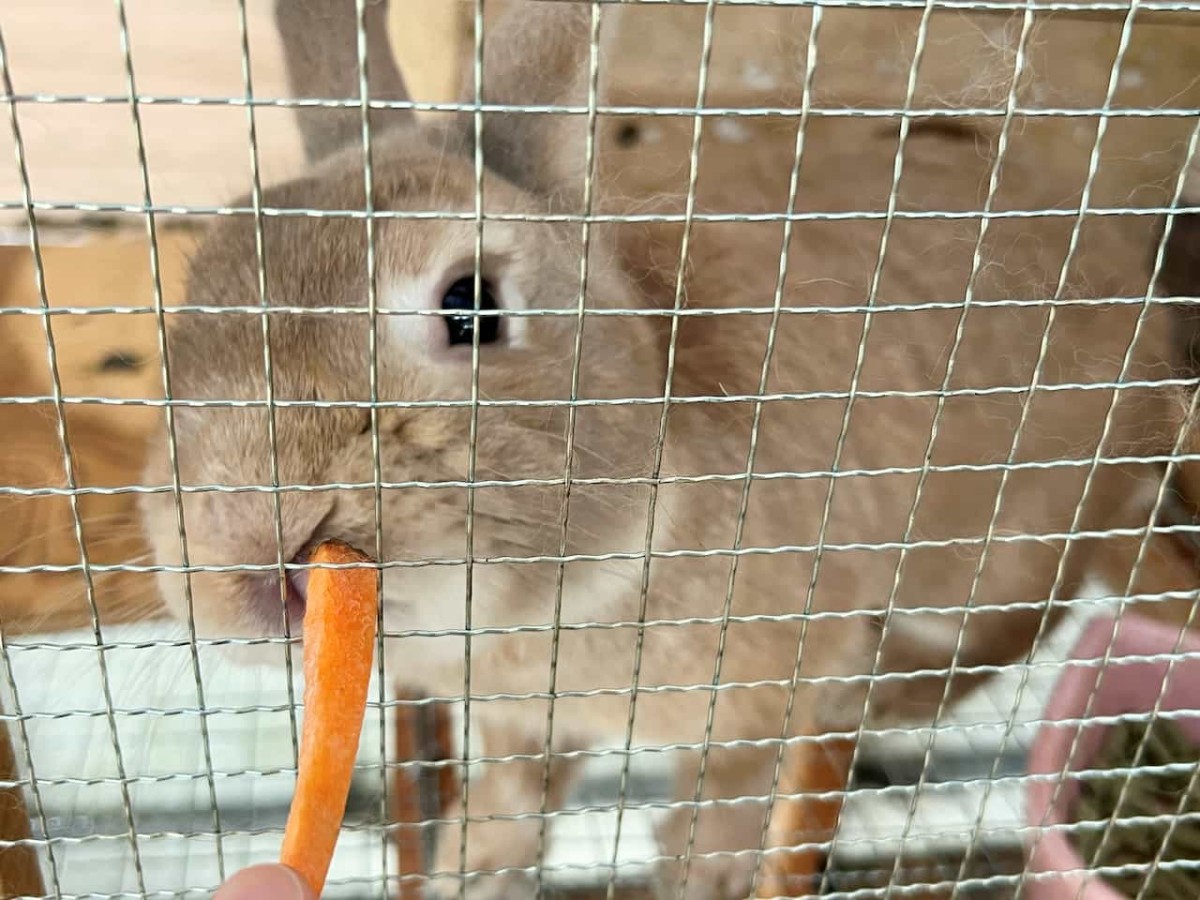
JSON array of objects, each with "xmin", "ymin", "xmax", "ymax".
[
  {"xmin": 441, "ymin": 277, "xmax": 499, "ymax": 346},
  {"xmin": 98, "ymin": 351, "xmax": 143, "ymax": 373}
]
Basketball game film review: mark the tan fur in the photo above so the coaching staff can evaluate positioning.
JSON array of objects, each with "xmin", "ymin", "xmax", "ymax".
[
  {"xmin": 275, "ymin": 0, "xmax": 412, "ymax": 165},
  {"xmin": 138, "ymin": 3, "xmax": 1195, "ymax": 897}
]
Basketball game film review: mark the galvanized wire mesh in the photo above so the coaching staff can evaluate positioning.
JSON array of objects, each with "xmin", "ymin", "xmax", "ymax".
[{"xmin": 0, "ymin": 1, "xmax": 1198, "ymax": 899}]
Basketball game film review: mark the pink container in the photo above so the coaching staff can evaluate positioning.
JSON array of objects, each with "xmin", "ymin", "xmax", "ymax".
[{"xmin": 1024, "ymin": 613, "xmax": 1200, "ymax": 900}]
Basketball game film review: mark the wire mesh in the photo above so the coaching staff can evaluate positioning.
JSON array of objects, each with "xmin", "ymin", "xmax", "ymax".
[{"xmin": 0, "ymin": 0, "xmax": 1198, "ymax": 899}]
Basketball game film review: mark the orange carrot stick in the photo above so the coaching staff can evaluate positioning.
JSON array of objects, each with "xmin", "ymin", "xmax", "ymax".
[{"xmin": 280, "ymin": 539, "xmax": 378, "ymax": 896}]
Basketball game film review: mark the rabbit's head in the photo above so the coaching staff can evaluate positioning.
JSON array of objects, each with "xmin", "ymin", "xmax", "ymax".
[{"xmin": 140, "ymin": 1, "xmax": 663, "ymax": 665}]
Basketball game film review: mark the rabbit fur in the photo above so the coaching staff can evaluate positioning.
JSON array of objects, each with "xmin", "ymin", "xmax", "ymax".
[{"xmin": 139, "ymin": 2, "xmax": 1193, "ymax": 896}]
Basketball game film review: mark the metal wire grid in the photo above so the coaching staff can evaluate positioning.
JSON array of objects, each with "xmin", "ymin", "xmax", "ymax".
[{"xmin": 0, "ymin": 0, "xmax": 1198, "ymax": 898}]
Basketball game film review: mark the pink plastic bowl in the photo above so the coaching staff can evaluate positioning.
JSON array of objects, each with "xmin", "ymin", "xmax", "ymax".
[{"xmin": 1024, "ymin": 613, "xmax": 1200, "ymax": 900}]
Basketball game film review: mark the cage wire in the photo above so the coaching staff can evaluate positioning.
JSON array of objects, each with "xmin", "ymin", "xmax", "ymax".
[{"xmin": 0, "ymin": 0, "xmax": 1198, "ymax": 898}]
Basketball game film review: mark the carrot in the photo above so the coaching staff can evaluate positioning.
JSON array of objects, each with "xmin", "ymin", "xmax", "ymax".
[{"xmin": 280, "ymin": 539, "xmax": 378, "ymax": 896}]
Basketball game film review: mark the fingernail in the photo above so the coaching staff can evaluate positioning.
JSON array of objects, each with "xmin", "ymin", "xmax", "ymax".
[{"xmin": 214, "ymin": 864, "xmax": 314, "ymax": 899}]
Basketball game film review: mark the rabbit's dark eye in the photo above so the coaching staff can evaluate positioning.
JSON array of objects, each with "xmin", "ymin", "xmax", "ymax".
[
  {"xmin": 98, "ymin": 351, "xmax": 143, "ymax": 373},
  {"xmin": 441, "ymin": 277, "xmax": 499, "ymax": 346}
]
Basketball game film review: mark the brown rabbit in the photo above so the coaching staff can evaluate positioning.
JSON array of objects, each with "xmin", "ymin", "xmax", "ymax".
[
  {"xmin": 1150, "ymin": 163, "xmax": 1200, "ymax": 592},
  {"xmin": 139, "ymin": 2, "xmax": 1193, "ymax": 897}
]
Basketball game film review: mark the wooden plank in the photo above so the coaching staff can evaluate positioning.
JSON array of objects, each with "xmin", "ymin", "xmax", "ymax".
[{"xmin": 0, "ymin": 699, "xmax": 44, "ymax": 900}]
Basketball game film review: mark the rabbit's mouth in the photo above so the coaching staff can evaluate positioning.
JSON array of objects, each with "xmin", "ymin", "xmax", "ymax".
[
  {"xmin": 246, "ymin": 552, "xmax": 309, "ymax": 637},
  {"xmin": 284, "ymin": 561, "xmax": 309, "ymax": 629}
]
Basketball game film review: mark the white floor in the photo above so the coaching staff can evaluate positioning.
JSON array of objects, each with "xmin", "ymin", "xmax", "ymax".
[
  {"xmin": 0, "ymin": 597, "xmax": 1106, "ymax": 898},
  {"xmin": 0, "ymin": 623, "xmax": 670, "ymax": 897},
  {"xmin": 834, "ymin": 607, "xmax": 1085, "ymax": 871}
]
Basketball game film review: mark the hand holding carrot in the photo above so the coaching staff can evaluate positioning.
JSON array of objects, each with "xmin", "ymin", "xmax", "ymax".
[{"xmin": 215, "ymin": 864, "xmax": 315, "ymax": 899}]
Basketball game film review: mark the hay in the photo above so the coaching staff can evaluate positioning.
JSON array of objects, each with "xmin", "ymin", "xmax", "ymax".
[{"xmin": 1072, "ymin": 718, "xmax": 1200, "ymax": 900}]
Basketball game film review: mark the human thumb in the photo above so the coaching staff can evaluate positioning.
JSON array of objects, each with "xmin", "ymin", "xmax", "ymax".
[{"xmin": 214, "ymin": 864, "xmax": 316, "ymax": 899}]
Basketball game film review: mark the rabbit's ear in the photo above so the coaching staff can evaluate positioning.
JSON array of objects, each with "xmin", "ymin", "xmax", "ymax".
[
  {"xmin": 463, "ymin": 2, "xmax": 622, "ymax": 203},
  {"xmin": 274, "ymin": 0, "xmax": 413, "ymax": 165}
]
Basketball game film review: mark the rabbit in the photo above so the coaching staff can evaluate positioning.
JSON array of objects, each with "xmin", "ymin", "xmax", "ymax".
[
  {"xmin": 138, "ymin": 2, "xmax": 1194, "ymax": 897},
  {"xmin": 1162, "ymin": 179, "xmax": 1200, "ymax": 380},
  {"xmin": 1148, "ymin": 167, "xmax": 1200, "ymax": 589}
]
